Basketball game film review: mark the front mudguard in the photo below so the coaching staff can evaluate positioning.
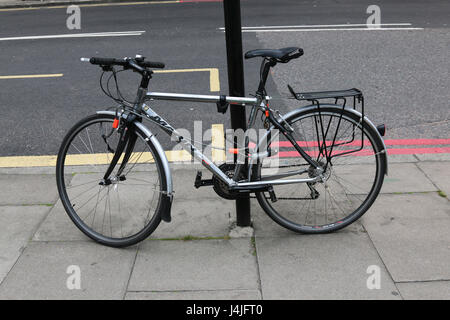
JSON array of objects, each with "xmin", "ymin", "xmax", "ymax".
[{"xmin": 97, "ymin": 110, "xmax": 173, "ymax": 222}]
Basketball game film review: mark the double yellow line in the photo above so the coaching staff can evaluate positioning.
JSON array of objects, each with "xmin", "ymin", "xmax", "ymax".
[
  {"xmin": 0, "ymin": 69, "xmax": 219, "ymax": 92},
  {"xmin": 0, "ymin": 74, "xmax": 63, "ymax": 79},
  {"xmin": 0, "ymin": 124, "xmax": 226, "ymax": 168},
  {"xmin": 0, "ymin": 68, "xmax": 223, "ymax": 167},
  {"xmin": 154, "ymin": 68, "xmax": 220, "ymax": 92}
]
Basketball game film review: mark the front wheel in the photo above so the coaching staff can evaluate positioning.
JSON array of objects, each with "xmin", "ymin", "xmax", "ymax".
[
  {"xmin": 56, "ymin": 113, "xmax": 168, "ymax": 247},
  {"xmin": 254, "ymin": 106, "xmax": 386, "ymax": 233}
]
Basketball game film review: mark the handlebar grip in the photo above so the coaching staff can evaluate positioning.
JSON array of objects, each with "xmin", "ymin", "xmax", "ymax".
[
  {"xmin": 89, "ymin": 57, "xmax": 127, "ymax": 66},
  {"xmin": 140, "ymin": 61, "xmax": 165, "ymax": 69},
  {"xmin": 290, "ymin": 48, "xmax": 304, "ymax": 59},
  {"xmin": 88, "ymin": 57, "xmax": 165, "ymax": 69}
]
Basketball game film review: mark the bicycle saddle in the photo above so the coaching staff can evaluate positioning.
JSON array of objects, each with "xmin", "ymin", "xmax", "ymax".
[{"xmin": 244, "ymin": 47, "xmax": 304, "ymax": 63}]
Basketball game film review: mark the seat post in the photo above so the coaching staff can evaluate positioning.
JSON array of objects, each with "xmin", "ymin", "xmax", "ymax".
[{"xmin": 257, "ymin": 59, "xmax": 276, "ymax": 95}]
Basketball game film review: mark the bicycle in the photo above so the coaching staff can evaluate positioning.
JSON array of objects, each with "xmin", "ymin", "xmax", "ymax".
[{"xmin": 56, "ymin": 47, "xmax": 388, "ymax": 247}]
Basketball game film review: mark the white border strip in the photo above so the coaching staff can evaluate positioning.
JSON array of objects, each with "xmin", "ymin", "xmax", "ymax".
[
  {"xmin": 241, "ymin": 27, "xmax": 423, "ymax": 32},
  {"xmin": 219, "ymin": 23, "xmax": 413, "ymax": 30},
  {"xmin": 0, "ymin": 31, "xmax": 145, "ymax": 41},
  {"xmin": 218, "ymin": 23, "xmax": 424, "ymax": 32}
]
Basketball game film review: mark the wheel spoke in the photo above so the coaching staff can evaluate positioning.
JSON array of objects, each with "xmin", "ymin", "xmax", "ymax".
[
  {"xmin": 257, "ymin": 108, "xmax": 383, "ymax": 231},
  {"xmin": 57, "ymin": 116, "xmax": 163, "ymax": 245}
]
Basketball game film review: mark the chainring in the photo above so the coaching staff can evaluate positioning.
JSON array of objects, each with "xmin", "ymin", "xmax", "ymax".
[{"xmin": 212, "ymin": 163, "xmax": 248, "ymax": 200}]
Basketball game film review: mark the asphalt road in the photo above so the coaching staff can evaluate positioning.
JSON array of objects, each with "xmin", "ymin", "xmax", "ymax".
[{"xmin": 0, "ymin": 0, "xmax": 449, "ymax": 156}]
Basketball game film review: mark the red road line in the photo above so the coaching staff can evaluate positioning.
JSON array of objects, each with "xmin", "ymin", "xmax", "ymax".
[
  {"xmin": 384, "ymin": 139, "xmax": 450, "ymax": 146},
  {"xmin": 277, "ymin": 149, "xmax": 374, "ymax": 158},
  {"xmin": 274, "ymin": 147, "xmax": 450, "ymax": 158},
  {"xmin": 273, "ymin": 138, "xmax": 450, "ymax": 148},
  {"xmin": 250, "ymin": 138, "xmax": 450, "ymax": 157}
]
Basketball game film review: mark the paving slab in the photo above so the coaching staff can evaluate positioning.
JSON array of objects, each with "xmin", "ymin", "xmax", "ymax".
[
  {"xmin": 128, "ymin": 239, "xmax": 259, "ymax": 292},
  {"xmin": 0, "ymin": 174, "xmax": 62, "ymax": 205},
  {"xmin": 380, "ymin": 163, "xmax": 437, "ymax": 193},
  {"xmin": 415, "ymin": 153, "xmax": 450, "ymax": 162},
  {"xmin": 384, "ymin": 154, "xmax": 418, "ymax": 163},
  {"xmin": 0, "ymin": 205, "xmax": 50, "ymax": 284},
  {"xmin": 33, "ymin": 200, "xmax": 91, "ymax": 242},
  {"xmin": 171, "ymin": 168, "xmax": 221, "ymax": 200},
  {"xmin": 34, "ymin": 168, "xmax": 236, "ymax": 241},
  {"xmin": 256, "ymin": 232, "xmax": 400, "ymax": 299},
  {"xmin": 151, "ymin": 198, "xmax": 233, "ymax": 239},
  {"xmin": 0, "ymin": 241, "xmax": 136, "ymax": 299},
  {"xmin": 361, "ymin": 193, "xmax": 450, "ymax": 282},
  {"xmin": 0, "ymin": 166, "xmax": 56, "ymax": 175},
  {"xmin": 35, "ymin": 171, "xmax": 164, "ymax": 241},
  {"xmin": 396, "ymin": 281, "xmax": 450, "ymax": 300},
  {"xmin": 34, "ymin": 197, "xmax": 234, "ymax": 242},
  {"xmin": 125, "ymin": 290, "xmax": 262, "ymax": 300},
  {"xmin": 251, "ymin": 163, "xmax": 435, "ymax": 238},
  {"xmin": 251, "ymin": 201, "xmax": 365, "ymax": 238},
  {"xmin": 416, "ymin": 161, "xmax": 450, "ymax": 197}
]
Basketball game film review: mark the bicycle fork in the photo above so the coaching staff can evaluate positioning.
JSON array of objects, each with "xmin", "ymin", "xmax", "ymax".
[{"xmin": 100, "ymin": 117, "xmax": 137, "ymax": 186}]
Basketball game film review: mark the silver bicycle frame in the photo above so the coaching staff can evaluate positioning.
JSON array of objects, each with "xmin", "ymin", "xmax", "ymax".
[{"xmin": 142, "ymin": 91, "xmax": 321, "ymax": 188}]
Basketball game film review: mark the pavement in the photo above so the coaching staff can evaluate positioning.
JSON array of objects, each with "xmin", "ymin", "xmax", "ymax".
[{"xmin": 0, "ymin": 153, "xmax": 448, "ymax": 300}]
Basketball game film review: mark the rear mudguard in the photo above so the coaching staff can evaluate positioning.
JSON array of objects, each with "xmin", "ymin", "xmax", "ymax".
[
  {"xmin": 252, "ymin": 104, "xmax": 388, "ymax": 175},
  {"xmin": 97, "ymin": 111, "xmax": 173, "ymax": 222}
]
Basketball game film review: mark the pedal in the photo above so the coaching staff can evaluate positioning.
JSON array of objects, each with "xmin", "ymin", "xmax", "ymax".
[
  {"xmin": 194, "ymin": 171, "xmax": 213, "ymax": 189},
  {"xmin": 267, "ymin": 186, "xmax": 278, "ymax": 202}
]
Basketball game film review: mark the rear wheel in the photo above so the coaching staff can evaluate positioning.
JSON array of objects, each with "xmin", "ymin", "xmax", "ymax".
[
  {"xmin": 56, "ymin": 113, "xmax": 166, "ymax": 247},
  {"xmin": 254, "ymin": 106, "xmax": 386, "ymax": 233}
]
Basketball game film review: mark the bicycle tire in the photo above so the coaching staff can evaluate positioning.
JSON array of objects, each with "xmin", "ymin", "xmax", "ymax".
[
  {"xmin": 56, "ymin": 113, "xmax": 168, "ymax": 247},
  {"xmin": 254, "ymin": 106, "xmax": 386, "ymax": 233}
]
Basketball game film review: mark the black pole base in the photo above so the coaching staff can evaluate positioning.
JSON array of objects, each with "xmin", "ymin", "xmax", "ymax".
[{"xmin": 235, "ymin": 197, "xmax": 251, "ymax": 227}]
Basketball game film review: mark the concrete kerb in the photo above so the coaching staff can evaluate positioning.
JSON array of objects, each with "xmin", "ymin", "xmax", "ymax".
[{"xmin": 0, "ymin": 152, "xmax": 447, "ymax": 173}]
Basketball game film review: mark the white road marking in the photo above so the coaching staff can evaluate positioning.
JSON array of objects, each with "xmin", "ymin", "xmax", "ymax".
[
  {"xmin": 0, "ymin": 31, "xmax": 145, "ymax": 41},
  {"xmin": 240, "ymin": 27, "xmax": 424, "ymax": 32},
  {"xmin": 219, "ymin": 23, "xmax": 413, "ymax": 30},
  {"xmin": 219, "ymin": 23, "xmax": 423, "ymax": 32}
]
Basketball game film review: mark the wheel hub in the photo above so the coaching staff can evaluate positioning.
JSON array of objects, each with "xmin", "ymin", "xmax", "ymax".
[
  {"xmin": 308, "ymin": 161, "xmax": 332, "ymax": 182},
  {"xmin": 99, "ymin": 175, "xmax": 126, "ymax": 186}
]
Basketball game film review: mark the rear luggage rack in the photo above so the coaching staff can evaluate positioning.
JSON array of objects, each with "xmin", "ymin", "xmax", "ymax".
[
  {"xmin": 287, "ymin": 84, "xmax": 366, "ymax": 160},
  {"xmin": 288, "ymin": 86, "xmax": 362, "ymax": 101}
]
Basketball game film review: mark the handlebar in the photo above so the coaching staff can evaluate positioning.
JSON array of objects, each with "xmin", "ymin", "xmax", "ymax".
[{"xmin": 81, "ymin": 56, "xmax": 165, "ymax": 71}]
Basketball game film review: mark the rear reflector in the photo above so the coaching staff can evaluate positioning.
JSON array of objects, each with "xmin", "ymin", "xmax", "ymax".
[{"xmin": 377, "ymin": 124, "xmax": 386, "ymax": 136}]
